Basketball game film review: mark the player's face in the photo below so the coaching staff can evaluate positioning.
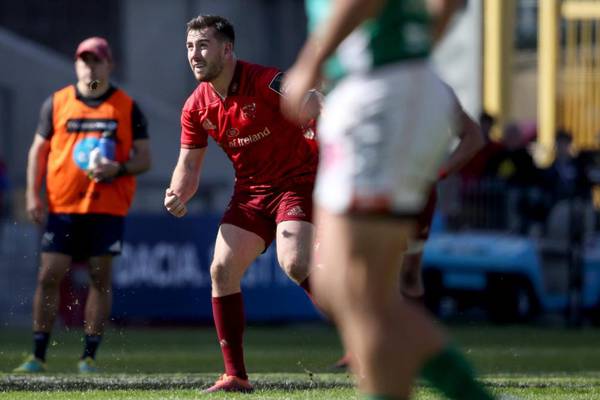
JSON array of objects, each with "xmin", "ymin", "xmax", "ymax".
[
  {"xmin": 75, "ymin": 53, "xmax": 111, "ymax": 87},
  {"xmin": 186, "ymin": 28, "xmax": 229, "ymax": 82}
]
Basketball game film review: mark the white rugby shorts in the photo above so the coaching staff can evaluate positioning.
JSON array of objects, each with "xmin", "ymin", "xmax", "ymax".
[{"xmin": 315, "ymin": 61, "xmax": 458, "ymax": 215}]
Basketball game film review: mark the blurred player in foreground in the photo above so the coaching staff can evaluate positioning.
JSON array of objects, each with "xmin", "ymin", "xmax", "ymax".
[
  {"xmin": 14, "ymin": 37, "xmax": 151, "ymax": 374},
  {"xmin": 164, "ymin": 15, "xmax": 320, "ymax": 393},
  {"xmin": 282, "ymin": 0, "xmax": 497, "ymax": 399},
  {"xmin": 333, "ymin": 84, "xmax": 484, "ymax": 370}
]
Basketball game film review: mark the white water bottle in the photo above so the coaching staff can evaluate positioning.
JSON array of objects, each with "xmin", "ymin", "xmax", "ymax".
[{"xmin": 88, "ymin": 147, "xmax": 102, "ymax": 171}]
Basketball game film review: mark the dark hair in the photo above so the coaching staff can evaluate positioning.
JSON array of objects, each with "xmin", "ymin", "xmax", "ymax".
[
  {"xmin": 479, "ymin": 111, "xmax": 496, "ymax": 125},
  {"xmin": 556, "ymin": 128, "xmax": 572, "ymax": 143},
  {"xmin": 186, "ymin": 15, "xmax": 235, "ymax": 45}
]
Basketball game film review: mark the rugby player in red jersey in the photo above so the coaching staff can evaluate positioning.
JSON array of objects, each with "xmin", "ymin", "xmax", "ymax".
[{"xmin": 163, "ymin": 15, "xmax": 321, "ymax": 393}]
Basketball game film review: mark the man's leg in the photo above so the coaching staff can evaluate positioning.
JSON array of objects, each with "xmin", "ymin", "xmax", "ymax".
[
  {"xmin": 333, "ymin": 242, "xmax": 425, "ymax": 372},
  {"xmin": 275, "ymin": 220, "xmax": 315, "ymax": 298},
  {"xmin": 33, "ymin": 252, "xmax": 72, "ymax": 335},
  {"xmin": 401, "ymin": 244, "xmax": 426, "ymax": 299},
  {"xmin": 14, "ymin": 252, "xmax": 72, "ymax": 372},
  {"xmin": 312, "ymin": 208, "xmax": 495, "ymax": 399},
  {"xmin": 402, "ymin": 189, "xmax": 437, "ymax": 300},
  {"xmin": 205, "ymin": 223, "xmax": 264, "ymax": 392},
  {"xmin": 313, "ymin": 208, "xmax": 440, "ymax": 397},
  {"xmin": 79, "ymin": 255, "xmax": 113, "ymax": 368}
]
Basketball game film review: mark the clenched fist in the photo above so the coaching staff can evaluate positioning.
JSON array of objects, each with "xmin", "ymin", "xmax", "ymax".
[{"xmin": 164, "ymin": 188, "xmax": 187, "ymax": 217}]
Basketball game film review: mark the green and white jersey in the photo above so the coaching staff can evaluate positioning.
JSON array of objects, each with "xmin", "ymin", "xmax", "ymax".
[{"xmin": 306, "ymin": 0, "xmax": 433, "ymax": 81}]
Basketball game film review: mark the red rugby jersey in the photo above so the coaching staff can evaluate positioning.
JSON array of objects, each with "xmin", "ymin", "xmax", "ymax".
[{"xmin": 180, "ymin": 60, "xmax": 318, "ymax": 191}]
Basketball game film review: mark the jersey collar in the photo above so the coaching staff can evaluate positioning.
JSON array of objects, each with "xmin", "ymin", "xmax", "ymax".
[
  {"xmin": 75, "ymin": 84, "xmax": 116, "ymax": 108},
  {"xmin": 227, "ymin": 60, "xmax": 244, "ymax": 97}
]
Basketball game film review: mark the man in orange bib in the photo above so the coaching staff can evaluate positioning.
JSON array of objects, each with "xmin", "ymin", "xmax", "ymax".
[{"xmin": 14, "ymin": 37, "xmax": 151, "ymax": 374}]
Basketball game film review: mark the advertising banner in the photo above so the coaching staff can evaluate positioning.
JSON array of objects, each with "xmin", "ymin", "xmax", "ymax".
[{"xmin": 111, "ymin": 214, "xmax": 320, "ymax": 323}]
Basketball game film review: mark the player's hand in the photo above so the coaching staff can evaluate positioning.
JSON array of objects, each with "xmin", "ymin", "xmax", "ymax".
[
  {"xmin": 164, "ymin": 188, "xmax": 187, "ymax": 217},
  {"xmin": 26, "ymin": 192, "xmax": 45, "ymax": 225},
  {"xmin": 89, "ymin": 159, "xmax": 119, "ymax": 182},
  {"xmin": 281, "ymin": 61, "xmax": 321, "ymax": 125}
]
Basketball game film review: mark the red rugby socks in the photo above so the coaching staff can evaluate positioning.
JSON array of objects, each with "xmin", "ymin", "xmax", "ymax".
[{"xmin": 212, "ymin": 293, "xmax": 248, "ymax": 380}]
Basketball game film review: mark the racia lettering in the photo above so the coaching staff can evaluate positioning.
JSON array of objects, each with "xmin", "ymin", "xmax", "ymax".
[{"xmin": 228, "ymin": 126, "xmax": 271, "ymax": 148}]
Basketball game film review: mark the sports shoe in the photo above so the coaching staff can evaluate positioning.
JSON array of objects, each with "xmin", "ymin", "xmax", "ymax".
[
  {"xmin": 203, "ymin": 374, "xmax": 254, "ymax": 393},
  {"xmin": 331, "ymin": 353, "xmax": 352, "ymax": 370},
  {"xmin": 78, "ymin": 357, "xmax": 98, "ymax": 373},
  {"xmin": 13, "ymin": 355, "xmax": 46, "ymax": 373}
]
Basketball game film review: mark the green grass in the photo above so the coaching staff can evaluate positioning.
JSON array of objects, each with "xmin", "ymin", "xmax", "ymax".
[{"xmin": 1, "ymin": 323, "xmax": 600, "ymax": 399}]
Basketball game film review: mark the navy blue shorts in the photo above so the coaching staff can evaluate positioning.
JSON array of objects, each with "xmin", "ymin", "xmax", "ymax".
[{"xmin": 41, "ymin": 213, "xmax": 124, "ymax": 260}]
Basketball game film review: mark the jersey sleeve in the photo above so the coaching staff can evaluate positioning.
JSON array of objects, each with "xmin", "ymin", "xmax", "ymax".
[
  {"xmin": 258, "ymin": 68, "xmax": 285, "ymax": 109},
  {"xmin": 131, "ymin": 101, "xmax": 149, "ymax": 140},
  {"xmin": 36, "ymin": 95, "xmax": 54, "ymax": 139},
  {"xmin": 180, "ymin": 108, "xmax": 208, "ymax": 149}
]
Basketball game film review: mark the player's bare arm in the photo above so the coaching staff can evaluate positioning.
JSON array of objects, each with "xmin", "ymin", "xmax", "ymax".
[
  {"xmin": 427, "ymin": 0, "xmax": 466, "ymax": 42},
  {"xmin": 25, "ymin": 134, "xmax": 50, "ymax": 225},
  {"xmin": 282, "ymin": 0, "xmax": 385, "ymax": 123},
  {"xmin": 439, "ymin": 107, "xmax": 484, "ymax": 178},
  {"xmin": 126, "ymin": 138, "xmax": 152, "ymax": 175},
  {"xmin": 164, "ymin": 147, "xmax": 206, "ymax": 218},
  {"xmin": 299, "ymin": 89, "xmax": 324, "ymax": 123}
]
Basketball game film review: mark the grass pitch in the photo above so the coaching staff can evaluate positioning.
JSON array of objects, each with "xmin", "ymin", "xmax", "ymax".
[{"xmin": 1, "ymin": 323, "xmax": 600, "ymax": 399}]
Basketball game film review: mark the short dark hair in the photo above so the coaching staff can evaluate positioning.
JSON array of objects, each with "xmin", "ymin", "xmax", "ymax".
[
  {"xmin": 556, "ymin": 128, "xmax": 573, "ymax": 143},
  {"xmin": 186, "ymin": 15, "xmax": 235, "ymax": 45},
  {"xmin": 479, "ymin": 111, "xmax": 496, "ymax": 126}
]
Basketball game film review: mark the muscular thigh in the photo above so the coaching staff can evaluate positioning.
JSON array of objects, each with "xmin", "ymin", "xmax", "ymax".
[
  {"xmin": 38, "ymin": 252, "xmax": 72, "ymax": 284},
  {"xmin": 88, "ymin": 255, "xmax": 113, "ymax": 287},
  {"xmin": 212, "ymin": 224, "xmax": 266, "ymax": 273},
  {"xmin": 276, "ymin": 220, "xmax": 314, "ymax": 267},
  {"xmin": 275, "ymin": 183, "xmax": 315, "ymax": 262},
  {"xmin": 316, "ymin": 208, "xmax": 415, "ymax": 300}
]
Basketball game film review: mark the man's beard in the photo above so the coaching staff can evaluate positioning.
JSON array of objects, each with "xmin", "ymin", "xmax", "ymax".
[{"xmin": 196, "ymin": 59, "xmax": 224, "ymax": 82}]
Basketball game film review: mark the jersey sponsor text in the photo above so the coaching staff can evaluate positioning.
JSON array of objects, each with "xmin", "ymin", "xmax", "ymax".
[{"xmin": 228, "ymin": 126, "xmax": 271, "ymax": 148}]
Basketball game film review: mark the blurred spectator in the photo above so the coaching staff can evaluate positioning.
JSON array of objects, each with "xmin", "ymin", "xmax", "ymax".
[
  {"xmin": 575, "ymin": 131, "xmax": 600, "ymax": 189},
  {"xmin": 542, "ymin": 130, "xmax": 595, "ymax": 242},
  {"xmin": 484, "ymin": 123, "xmax": 544, "ymax": 233},
  {"xmin": 484, "ymin": 123, "xmax": 540, "ymax": 186},
  {"xmin": 543, "ymin": 130, "xmax": 591, "ymax": 203},
  {"xmin": 446, "ymin": 112, "xmax": 501, "ymax": 230},
  {"xmin": 459, "ymin": 111, "xmax": 502, "ymax": 181},
  {"xmin": 0, "ymin": 158, "xmax": 8, "ymax": 219}
]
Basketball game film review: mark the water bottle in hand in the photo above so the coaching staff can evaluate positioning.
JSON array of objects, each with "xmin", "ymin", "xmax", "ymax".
[{"xmin": 99, "ymin": 130, "xmax": 116, "ymax": 162}]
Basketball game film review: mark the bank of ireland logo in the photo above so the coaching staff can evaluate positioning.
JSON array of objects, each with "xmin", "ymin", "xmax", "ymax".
[
  {"xmin": 73, "ymin": 137, "xmax": 100, "ymax": 170},
  {"xmin": 226, "ymin": 128, "xmax": 240, "ymax": 138}
]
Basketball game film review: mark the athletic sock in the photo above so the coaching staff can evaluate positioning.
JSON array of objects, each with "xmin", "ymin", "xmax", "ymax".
[
  {"xmin": 81, "ymin": 334, "xmax": 102, "ymax": 360},
  {"xmin": 212, "ymin": 292, "xmax": 247, "ymax": 380},
  {"xmin": 420, "ymin": 346, "xmax": 495, "ymax": 400},
  {"xmin": 33, "ymin": 331, "xmax": 50, "ymax": 361}
]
